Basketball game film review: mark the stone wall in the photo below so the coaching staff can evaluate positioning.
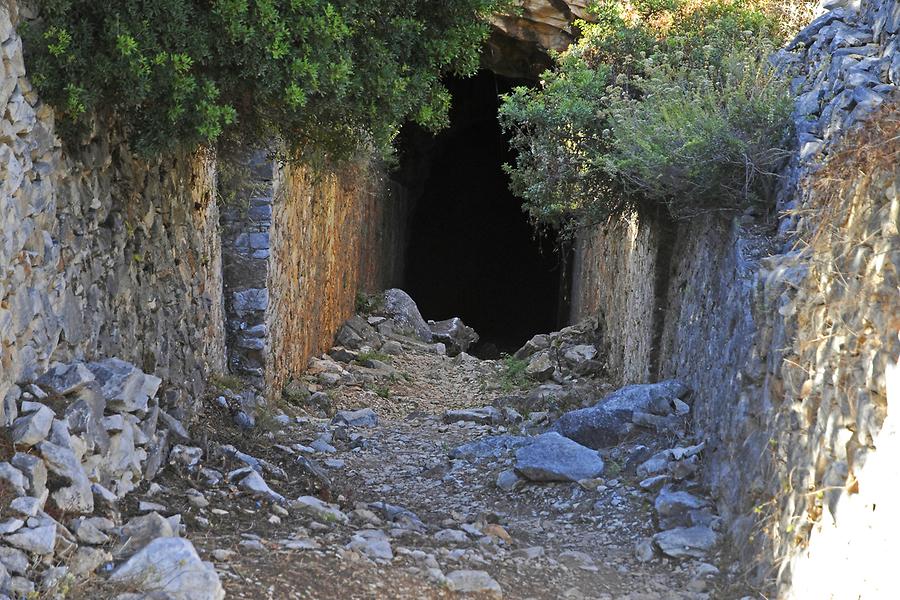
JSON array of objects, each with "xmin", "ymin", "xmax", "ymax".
[
  {"xmin": 570, "ymin": 0, "xmax": 899, "ymax": 595},
  {"xmin": 267, "ymin": 159, "xmax": 403, "ymax": 395},
  {"xmin": 569, "ymin": 214, "xmax": 660, "ymax": 385},
  {"xmin": 221, "ymin": 152, "xmax": 406, "ymax": 395},
  {"xmin": 0, "ymin": 2, "xmax": 226, "ymax": 419}
]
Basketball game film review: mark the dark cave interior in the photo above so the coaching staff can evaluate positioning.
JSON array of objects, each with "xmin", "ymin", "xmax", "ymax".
[{"xmin": 396, "ymin": 71, "xmax": 569, "ymax": 357}]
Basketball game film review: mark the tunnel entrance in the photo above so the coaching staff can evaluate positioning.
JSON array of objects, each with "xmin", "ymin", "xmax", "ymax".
[{"xmin": 396, "ymin": 71, "xmax": 569, "ymax": 357}]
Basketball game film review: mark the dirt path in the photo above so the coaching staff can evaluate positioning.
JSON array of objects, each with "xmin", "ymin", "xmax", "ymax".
[{"xmin": 141, "ymin": 337, "xmax": 725, "ymax": 600}]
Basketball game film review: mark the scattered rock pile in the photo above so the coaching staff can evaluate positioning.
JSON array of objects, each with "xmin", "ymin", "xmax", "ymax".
[
  {"xmin": 513, "ymin": 318, "xmax": 605, "ymax": 382},
  {"xmin": 0, "ymin": 359, "xmax": 224, "ymax": 599}
]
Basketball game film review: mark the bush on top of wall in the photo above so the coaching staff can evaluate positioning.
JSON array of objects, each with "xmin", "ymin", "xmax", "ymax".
[
  {"xmin": 22, "ymin": 0, "xmax": 510, "ymax": 160},
  {"xmin": 499, "ymin": 0, "xmax": 804, "ymax": 233}
]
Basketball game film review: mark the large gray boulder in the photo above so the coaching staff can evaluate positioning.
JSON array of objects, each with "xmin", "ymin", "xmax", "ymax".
[
  {"xmin": 552, "ymin": 380, "xmax": 690, "ymax": 449},
  {"xmin": 381, "ymin": 289, "xmax": 431, "ymax": 342},
  {"xmin": 108, "ymin": 537, "xmax": 224, "ymax": 600},
  {"xmin": 429, "ymin": 317, "xmax": 479, "ymax": 355},
  {"xmin": 514, "ymin": 432, "xmax": 604, "ymax": 482}
]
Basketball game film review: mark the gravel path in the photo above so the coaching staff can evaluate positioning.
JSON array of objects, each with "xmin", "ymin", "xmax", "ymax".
[{"xmin": 162, "ymin": 342, "xmax": 726, "ymax": 599}]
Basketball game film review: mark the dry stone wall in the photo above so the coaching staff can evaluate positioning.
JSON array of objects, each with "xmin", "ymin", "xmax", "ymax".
[
  {"xmin": 0, "ymin": 2, "xmax": 226, "ymax": 420},
  {"xmin": 221, "ymin": 153, "xmax": 406, "ymax": 395},
  {"xmin": 570, "ymin": 0, "xmax": 899, "ymax": 595}
]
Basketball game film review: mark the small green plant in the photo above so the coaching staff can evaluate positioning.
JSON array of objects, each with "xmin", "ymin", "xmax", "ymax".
[
  {"xmin": 498, "ymin": 355, "xmax": 529, "ymax": 392},
  {"xmin": 355, "ymin": 292, "xmax": 383, "ymax": 314},
  {"xmin": 374, "ymin": 385, "xmax": 391, "ymax": 399},
  {"xmin": 209, "ymin": 372, "xmax": 247, "ymax": 392},
  {"xmin": 604, "ymin": 458, "xmax": 623, "ymax": 478},
  {"xmin": 356, "ymin": 350, "xmax": 392, "ymax": 364}
]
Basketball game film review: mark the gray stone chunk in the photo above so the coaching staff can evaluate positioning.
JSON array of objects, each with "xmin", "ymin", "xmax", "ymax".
[
  {"xmin": 515, "ymin": 432, "xmax": 605, "ymax": 482},
  {"xmin": 525, "ymin": 350, "xmax": 555, "ymax": 381},
  {"xmin": 346, "ymin": 530, "xmax": 393, "ymax": 561},
  {"xmin": 69, "ymin": 546, "xmax": 112, "ymax": 577},
  {"xmin": 159, "ymin": 410, "xmax": 190, "ymax": 441},
  {"xmin": 655, "ymin": 486, "xmax": 709, "ymax": 530},
  {"xmin": 0, "ymin": 547, "xmax": 29, "ymax": 575},
  {"xmin": 4, "ymin": 524, "xmax": 56, "ymax": 554},
  {"xmin": 429, "ymin": 317, "xmax": 479, "ymax": 356},
  {"xmin": 513, "ymin": 334, "xmax": 550, "ymax": 360},
  {"xmin": 496, "ymin": 469, "xmax": 523, "ymax": 492},
  {"xmin": 36, "ymin": 363, "xmax": 95, "ymax": 396},
  {"xmin": 9, "ymin": 496, "xmax": 43, "ymax": 518},
  {"xmin": 232, "ymin": 288, "xmax": 269, "ymax": 314},
  {"xmin": 552, "ymin": 380, "xmax": 689, "ymax": 449},
  {"xmin": 0, "ymin": 460, "xmax": 27, "ymax": 496},
  {"xmin": 1, "ymin": 385, "xmax": 19, "ymax": 427},
  {"xmin": 0, "ymin": 519, "xmax": 24, "ymax": 534},
  {"xmin": 653, "ymin": 526, "xmax": 719, "ymax": 559},
  {"xmin": 109, "ymin": 537, "xmax": 225, "ymax": 600},
  {"xmin": 87, "ymin": 358, "xmax": 161, "ymax": 413},
  {"xmin": 293, "ymin": 496, "xmax": 348, "ymax": 524},
  {"xmin": 446, "ymin": 570, "xmax": 502, "ymax": 596},
  {"xmin": 332, "ymin": 408, "xmax": 378, "ymax": 428},
  {"xmin": 11, "ymin": 405, "xmax": 54, "ymax": 447},
  {"xmin": 70, "ymin": 516, "xmax": 113, "ymax": 545},
  {"xmin": 228, "ymin": 468, "xmax": 285, "ymax": 504},
  {"xmin": 64, "ymin": 387, "xmax": 109, "ymax": 454},
  {"xmin": 114, "ymin": 512, "xmax": 176, "ymax": 558},
  {"xmin": 443, "ymin": 406, "xmax": 501, "ymax": 425},
  {"xmin": 38, "ymin": 441, "xmax": 94, "ymax": 513},
  {"xmin": 382, "ymin": 289, "xmax": 432, "ymax": 342}
]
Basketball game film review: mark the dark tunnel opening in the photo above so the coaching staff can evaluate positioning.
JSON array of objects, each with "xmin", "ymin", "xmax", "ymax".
[{"xmin": 395, "ymin": 71, "xmax": 570, "ymax": 357}]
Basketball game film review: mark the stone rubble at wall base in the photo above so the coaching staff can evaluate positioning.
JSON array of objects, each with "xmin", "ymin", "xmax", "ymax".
[{"xmin": 0, "ymin": 360, "xmax": 224, "ymax": 599}]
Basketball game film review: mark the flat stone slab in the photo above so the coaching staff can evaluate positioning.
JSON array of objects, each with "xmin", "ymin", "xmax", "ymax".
[
  {"xmin": 332, "ymin": 408, "xmax": 378, "ymax": 428},
  {"xmin": 450, "ymin": 436, "xmax": 529, "ymax": 463},
  {"xmin": 515, "ymin": 432, "xmax": 605, "ymax": 482},
  {"xmin": 654, "ymin": 526, "xmax": 719, "ymax": 559},
  {"xmin": 293, "ymin": 496, "xmax": 348, "ymax": 524},
  {"xmin": 443, "ymin": 407, "xmax": 501, "ymax": 425},
  {"xmin": 446, "ymin": 570, "xmax": 503, "ymax": 596}
]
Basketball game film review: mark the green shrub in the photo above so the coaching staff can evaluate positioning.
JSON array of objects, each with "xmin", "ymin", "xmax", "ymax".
[
  {"xmin": 23, "ymin": 0, "xmax": 510, "ymax": 159},
  {"xmin": 603, "ymin": 43, "xmax": 794, "ymax": 219},
  {"xmin": 499, "ymin": 0, "xmax": 796, "ymax": 231}
]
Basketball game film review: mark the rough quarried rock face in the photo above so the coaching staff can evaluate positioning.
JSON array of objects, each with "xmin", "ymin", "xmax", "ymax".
[
  {"xmin": 486, "ymin": 1, "xmax": 590, "ymax": 77},
  {"xmin": 567, "ymin": 0, "xmax": 899, "ymax": 595},
  {"xmin": 220, "ymin": 153, "xmax": 407, "ymax": 393},
  {"xmin": 0, "ymin": 1, "xmax": 226, "ymax": 416}
]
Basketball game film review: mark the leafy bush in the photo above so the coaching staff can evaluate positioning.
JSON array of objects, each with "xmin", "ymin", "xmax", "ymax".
[
  {"xmin": 499, "ymin": 0, "xmax": 796, "ymax": 231},
  {"xmin": 604, "ymin": 43, "xmax": 794, "ymax": 219},
  {"xmin": 23, "ymin": 0, "xmax": 509, "ymax": 159}
]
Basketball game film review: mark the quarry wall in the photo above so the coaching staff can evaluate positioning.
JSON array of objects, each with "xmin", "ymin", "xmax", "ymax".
[
  {"xmin": 570, "ymin": 0, "xmax": 899, "ymax": 594},
  {"xmin": 1, "ymin": 0, "xmax": 403, "ymax": 413},
  {"xmin": 0, "ymin": 3, "xmax": 226, "ymax": 419}
]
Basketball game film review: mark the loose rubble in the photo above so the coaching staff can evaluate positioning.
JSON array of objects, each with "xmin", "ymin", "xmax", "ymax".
[
  {"xmin": 0, "ymin": 358, "xmax": 224, "ymax": 598},
  {"xmin": 0, "ymin": 289, "xmax": 727, "ymax": 598}
]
